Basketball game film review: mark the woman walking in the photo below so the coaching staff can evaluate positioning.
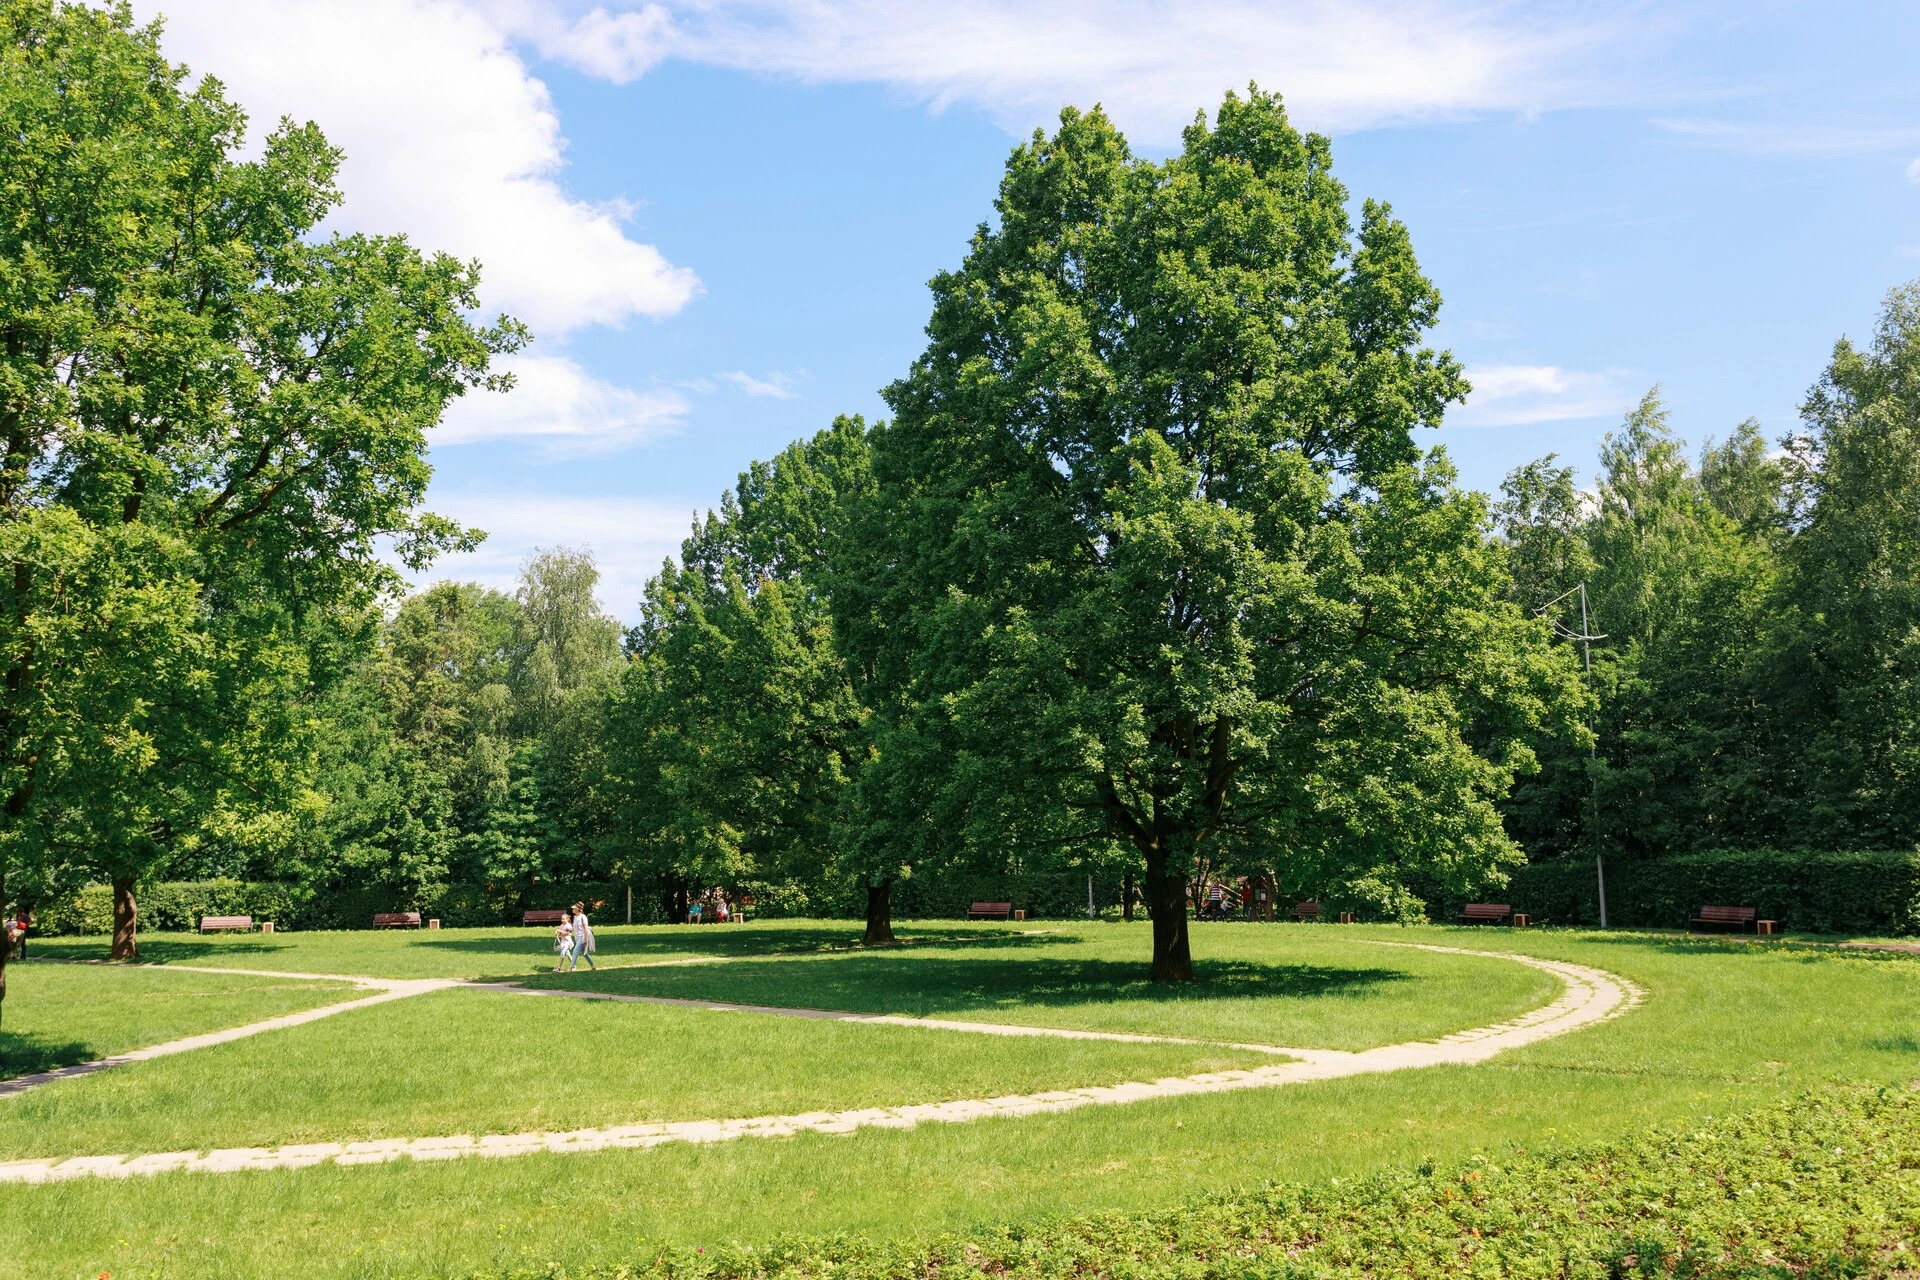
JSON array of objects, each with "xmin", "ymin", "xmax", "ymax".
[{"xmin": 568, "ymin": 901, "xmax": 597, "ymax": 970}]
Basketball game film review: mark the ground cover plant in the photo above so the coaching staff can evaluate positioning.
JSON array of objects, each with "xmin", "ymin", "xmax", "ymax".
[
  {"xmin": 7, "ymin": 922, "xmax": 1920, "ymax": 1279},
  {"xmin": 529, "ymin": 926, "xmax": 1557, "ymax": 1049},
  {"xmin": 482, "ymin": 1084, "xmax": 1920, "ymax": 1279},
  {"xmin": 0, "ymin": 985, "xmax": 1271, "ymax": 1158},
  {"xmin": 0, "ymin": 962, "xmax": 353, "ymax": 1080}
]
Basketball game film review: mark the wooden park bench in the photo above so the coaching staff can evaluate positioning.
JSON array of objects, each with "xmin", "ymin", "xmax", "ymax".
[
  {"xmin": 1456, "ymin": 903, "xmax": 1514, "ymax": 925},
  {"xmin": 199, "ymin": 915, "xmax": 253, "ymax": 933},
  {"xmin": 967, "ymin": 901, "xmax": 1013, "ymax": 920},
  {"xmin": 523, "ymin": 909, "xmax": 569, "ymax": 926},
  {"xmin": 1690, "ymin": 904, "xmax": 1759, "ymax": 933},
  {"xmin": 1293, "ymin": 900, "xmax": 1323, "ymax": 922},
  {"xmin": 372, "ymin": 912, "xmax": 422, "ymax": 929}
]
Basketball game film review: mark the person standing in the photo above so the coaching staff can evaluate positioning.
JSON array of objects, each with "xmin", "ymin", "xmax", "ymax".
[
  {"xmin": 553, "ymin": 916, "xmax": 573, "ymax": 972},
  {"xmin": 569, "ymin": 902, "xmax": 597, "ymax": 970}
]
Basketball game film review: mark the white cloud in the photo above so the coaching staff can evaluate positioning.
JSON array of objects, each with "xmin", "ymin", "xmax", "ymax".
[
  {"xmin": 1654, "ymin": 118, "xmax": 1920, "ymax": 158},
  {"xmin": 519, "ymin": 1, "xmax": 1651, "ymax": 143},
  {"xmin": 718, "ymin": 369, "xmax": 801, "ymax": 399},
  {"xmin": 1453, "ymin": 364, "xmax": 1635, "ymax": 428},
  {"xmin": 415, "ymin": 492, "xmax": 697, "ymax": 621},
  {"xmin": 1907, "ymin": 157, "xmax": 1920, "ymax": 184},
  {"xmin": 137, "ymin": 0, "xmax": 700, "ymax": 339},
  {"xmin": 437, "ymin": 354, "xmax": 689, "ymax": 452}
]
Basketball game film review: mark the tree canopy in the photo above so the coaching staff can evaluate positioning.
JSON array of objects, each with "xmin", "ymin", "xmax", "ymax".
[{"xmin": 841, "ymin": 91, "xmax": 1586, "ymax": 979}]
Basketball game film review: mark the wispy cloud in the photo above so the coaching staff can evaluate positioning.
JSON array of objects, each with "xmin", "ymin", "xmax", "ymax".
[
  {"xmin": 138, "ymin": 0, "xmax": 701, "ymax": 338},
  {"xmin": 517, "ymin": 1, "xmax": 1660, "ymax": 143},
  {"xmin": 1653, "ymin": 117, "xmax": 1920, "ymax": 159},
  {"xmin": 1453, "ymin": 364, "xmax": 1637, "ymax": 428},
  {"xmin": 718, "ymin": 369, "xmax": 802, "ymax": 399},
  {"xmin": 436, "ymin": 355, "xmax": 689, "ymax": 452},
  {"xmin": 414, "ymin": 491, "xmax": 697, "ymax": 622},
  {"xmin": 1907, "ymin": 157, "xmax": 1920, "ymax": 185}
]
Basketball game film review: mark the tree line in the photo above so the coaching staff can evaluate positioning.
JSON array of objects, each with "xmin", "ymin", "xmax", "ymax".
[{"xmin": 6, "ymin": 3, "xmax": 1920, "ymax": 1014}]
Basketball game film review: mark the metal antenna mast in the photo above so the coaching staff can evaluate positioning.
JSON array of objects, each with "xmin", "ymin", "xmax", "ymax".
[{"xmin": 1537, "ymin": 583, "xmax": 1608, "ymax": 927}]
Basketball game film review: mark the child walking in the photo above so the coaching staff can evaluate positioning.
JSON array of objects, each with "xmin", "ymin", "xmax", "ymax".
[
  {"xmin": 553, "ymin": 915, "xmax": 574, "ymax": 971},
  {"xmin": 568, "ymin": 901, "xmax": 596, "ymax": 970}
]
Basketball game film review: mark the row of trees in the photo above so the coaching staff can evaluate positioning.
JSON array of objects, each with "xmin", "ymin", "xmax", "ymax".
[{"xmin": 1502, "ymin": 286, "xmax": 1920, "ymax": 867}]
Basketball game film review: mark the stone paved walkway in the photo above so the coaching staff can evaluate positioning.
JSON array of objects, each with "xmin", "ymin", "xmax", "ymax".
[{"xmin": 0, "ymin": 943, "xmax": 1639, "ymax": 1183}]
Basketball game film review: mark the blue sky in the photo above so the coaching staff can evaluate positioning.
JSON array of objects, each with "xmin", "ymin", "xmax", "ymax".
[{"xmin": 139, "ymin": 1, "xmax": 1920, "ymax": 618}]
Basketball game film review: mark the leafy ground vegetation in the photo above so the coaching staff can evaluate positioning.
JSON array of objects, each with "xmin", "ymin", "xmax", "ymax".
[
  {"xmin": 489, "ymin": 1085, "xmax": 1920, "ymax": 1280},
  {"xmin": 5, "ymin": 923, "xmax": 1919, "ymax": 1278}
]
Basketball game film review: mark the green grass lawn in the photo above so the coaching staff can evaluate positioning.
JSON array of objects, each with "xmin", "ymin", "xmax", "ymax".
[
  {"xmin": 7, "ymin": 922, "xmax": 1919, "ymax": 1280},
  {"xmin": 0, "ymin": 985, "xmax": 1271, "ymax": 1158},
  {"xmin": 0, "ymin": 961, "xmax": 355, "ymax": 1080},
  {"xmin": 526, "ymin": 926, "xmax": 1557, "ymax": 1049}
]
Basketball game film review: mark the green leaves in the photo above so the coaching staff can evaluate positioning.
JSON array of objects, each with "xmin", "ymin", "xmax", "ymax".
[{"xmin": 851, "ymin": 88, "xmax": 1581, "ymax": 969}]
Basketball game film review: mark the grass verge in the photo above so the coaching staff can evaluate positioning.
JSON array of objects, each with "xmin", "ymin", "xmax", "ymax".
[{"xmin": 0, "ymin": 961, "xmax": 355, "ymax": 1080}]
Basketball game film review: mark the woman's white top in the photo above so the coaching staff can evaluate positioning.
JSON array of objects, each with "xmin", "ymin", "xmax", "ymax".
[{"xmin": 572, "ymin": 913, "xmax": 595, "ymax": 953}]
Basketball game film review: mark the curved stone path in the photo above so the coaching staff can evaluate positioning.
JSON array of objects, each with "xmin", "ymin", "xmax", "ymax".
[{"xmin": 0, "ymin": 942, "xmax": 1640, "ymax": 1184}]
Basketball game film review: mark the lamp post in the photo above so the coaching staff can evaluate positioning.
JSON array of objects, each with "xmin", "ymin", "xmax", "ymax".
[{"xmin": 1538, "ymin": 583, "xmax": 1608, "ymax": 928}]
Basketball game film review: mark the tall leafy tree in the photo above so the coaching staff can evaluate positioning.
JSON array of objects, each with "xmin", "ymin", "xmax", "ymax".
[
  {"xmin": 0, "ymin": 1, "xmax": 517, "ymax": 992},
  {"xmin": 1770, "ymin": 283, "xmax": 1920, "ymax": 846},
  {"xmin": 609, "ymin": 419, "xmax": 875, "ymax": 930},
  {"xmin": 846, "ymin": 91, "xmax": 1585, "ymax": 980}
]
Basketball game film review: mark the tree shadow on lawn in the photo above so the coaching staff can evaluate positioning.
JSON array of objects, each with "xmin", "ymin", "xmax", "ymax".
[
  {"xmin": 0, "ymin": 1032, "xmax": 95, "ymax": 1080},
  {"xmin": 515, "ymin": 952, "xmax": 1412, "ymax": 1019},
  {"xmin": 1575, "ymin": 932, "xmax": 1920, "ymax": 966},
  {"xmin": 417, "ymin": 924, "xmax": 1053, "ymax": 963},
  {"xmin": 25, "ymin": 937, "xmax": 285, "ymax": 964}
]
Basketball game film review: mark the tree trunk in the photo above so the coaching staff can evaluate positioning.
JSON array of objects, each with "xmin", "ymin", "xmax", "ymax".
[
  {"xmin": 863, "ymin": 877, "xmax": 896, "ymax": 945},
  {"xmin": 111, "ymin": 876, "xmax": 138, "ymax": 961},
  {"xmin": 1143, "ymin": 850, "xmax": 1193, "ymax": 982},
  {"xmin": 1122, "ymin": 872, "xmax": 1136, "ymax": 922}
]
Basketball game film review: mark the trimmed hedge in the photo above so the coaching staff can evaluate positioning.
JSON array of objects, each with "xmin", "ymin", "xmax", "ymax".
[
  {"xmin": 471, "ymin": 1084, "xmax": 1920, "ymax": 1279},
  {"xmin": 1502, "ymin": 848, "xmax": 1920, "ymax": 934}
]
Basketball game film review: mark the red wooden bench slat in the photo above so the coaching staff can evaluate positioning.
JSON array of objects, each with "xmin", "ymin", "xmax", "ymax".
[
  {"xmin": 372, "ymin": 912, "xmax": 422, "ymax": 928},
  {"xmin": 523, "ymin": 909, "xmax": 569, "ymax": 926},
  {"xmin": 967, "ymin": 901, "xmax": 1013, "ymax": 920},
  {"xmin": 199, "ymin": 915, "xmax": 252, "ymax": 933},
  {"xmin": 1690, "ymin": 905, "xmax": 1760, "ymax": 931},
  {"xmin": 1457, "ymin": 903, "xmax": 1513, "ymax": 924},
  {"xmin": 1293, "ymin": 900, "xmax": 1322, "ymax": 920}
]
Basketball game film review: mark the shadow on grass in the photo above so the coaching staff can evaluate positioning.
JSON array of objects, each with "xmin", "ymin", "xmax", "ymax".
[
  {"xmin": 414, "ymin": 924, "xmax": 1055, "ymax": 962},
  {"xmin": 0, "ymin": 1032, "xmax": 94, "ymax": 1080},
  {"xmin": 513, "ymin": 952, "xmax": 1413, "ymax": 1019},
  {"xmin": 23, "ymin": 937, "xmax": 287, "ymax": 964},
  {"xmin": 1573, "ymin": 932, "xmax": 1920, "ymax": 966}
]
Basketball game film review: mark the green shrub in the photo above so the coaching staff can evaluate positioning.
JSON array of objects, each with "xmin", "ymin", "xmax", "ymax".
[
  {"xmin": 474, "ymin": 1085, "xmax": 1920, "ymax": 1279},
  {"xmin": 1503, "ymin": 848, "xmax": 1920, "ymax": 933},
  {"xmin": 36, "ymin": 880, "xmax": 313, "ymax": 934}
]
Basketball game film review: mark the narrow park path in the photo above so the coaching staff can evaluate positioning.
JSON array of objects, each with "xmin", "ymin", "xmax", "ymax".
[{"xmin": 0, "ymin": 943, "xmax": 1639, "ymax": 1183}]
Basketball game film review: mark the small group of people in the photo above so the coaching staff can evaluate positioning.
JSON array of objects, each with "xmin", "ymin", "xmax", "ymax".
[
  {"xmin": 688, "ymin": 887, "xmax": 742, "ymax": 924},
  {"xmin": 1198, "ymin": 875, "xmax": 1276, "ymax": 921},
  {"xmin": 550, "ymin": 901, "xmax": 597, "ymax": 971},
  {"xmin": 3, "ymin": 909, "xmax": 27, "ymax": 959}
]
